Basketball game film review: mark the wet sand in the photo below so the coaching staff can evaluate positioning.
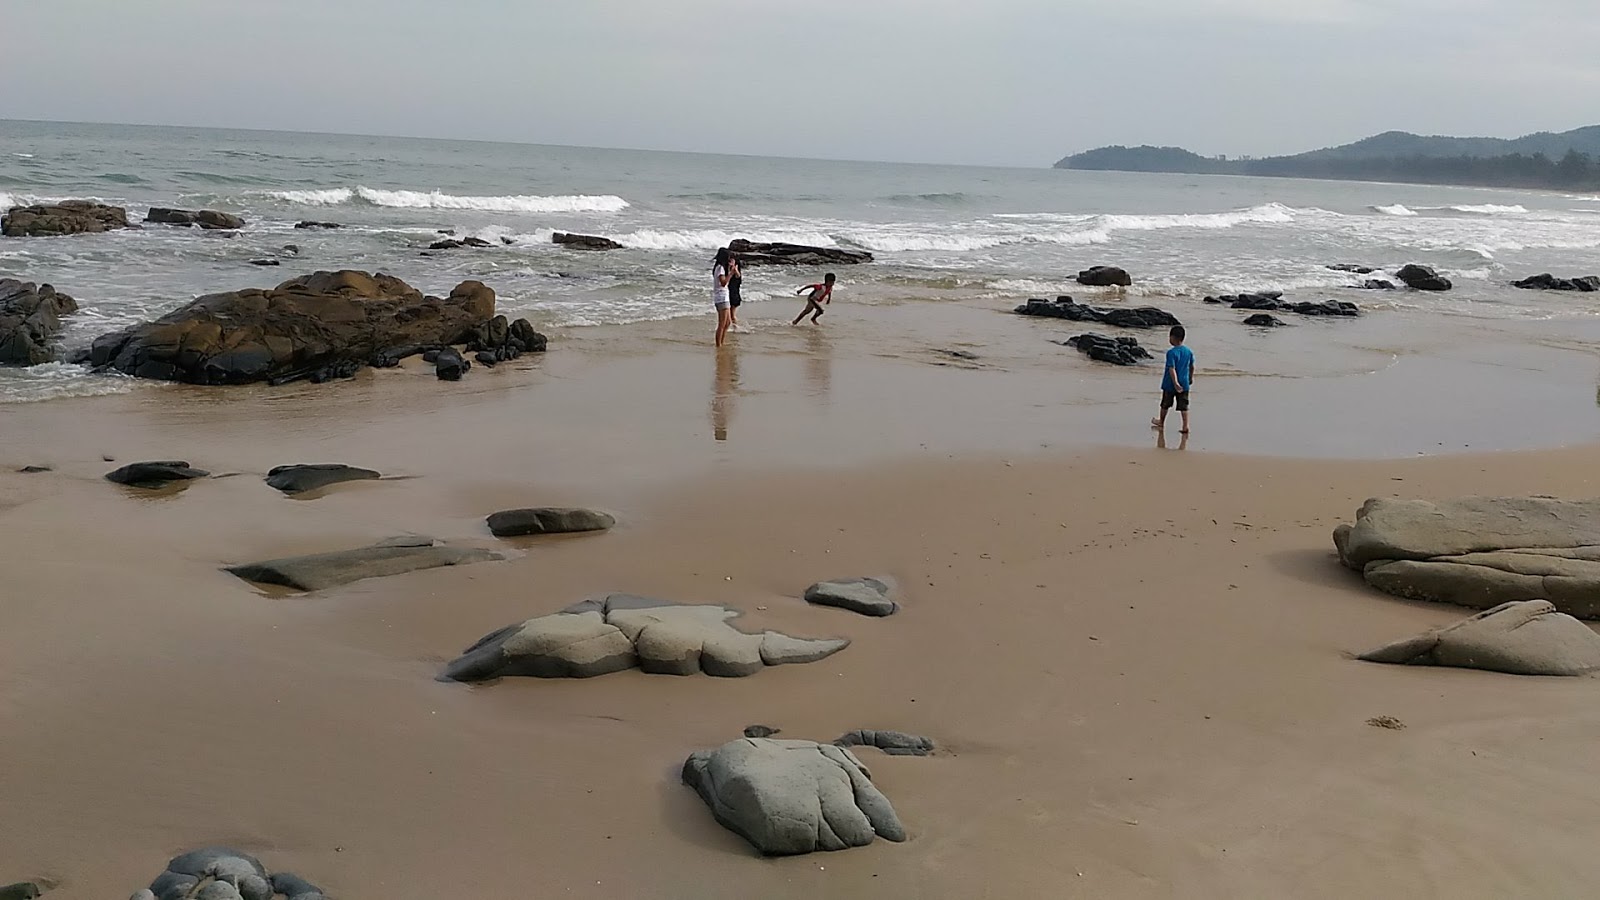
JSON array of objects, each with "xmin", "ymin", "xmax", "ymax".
[{"xmin": 3, "ymin": 307, "xmax": 1600, "ymax": 898}]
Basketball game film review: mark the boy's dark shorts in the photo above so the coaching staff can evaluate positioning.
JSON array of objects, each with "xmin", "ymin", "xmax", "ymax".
[{"xmin": 1161, "ymin": 389, "xmax": 1190, "ymax": 412}]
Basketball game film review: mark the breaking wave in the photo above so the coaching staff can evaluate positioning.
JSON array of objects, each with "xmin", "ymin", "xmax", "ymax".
[{"xmin": 263, "ymin": 187, "xmax": 630, "ymax": 213}]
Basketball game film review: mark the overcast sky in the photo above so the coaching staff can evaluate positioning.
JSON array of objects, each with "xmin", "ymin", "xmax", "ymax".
[{"xmin": 3, "ymin": 0, "xmax": 1597, "ymax": 167}]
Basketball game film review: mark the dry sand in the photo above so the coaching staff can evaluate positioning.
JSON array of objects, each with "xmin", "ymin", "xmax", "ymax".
[{"xmin": 3, "ymin": 312, "xmax": 1600, "ymax": 898}]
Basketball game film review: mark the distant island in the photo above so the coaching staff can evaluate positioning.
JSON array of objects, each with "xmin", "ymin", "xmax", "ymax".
[{"xmin": 1055, "ymin": 125, "xmax": 1600, "ymax": 191}]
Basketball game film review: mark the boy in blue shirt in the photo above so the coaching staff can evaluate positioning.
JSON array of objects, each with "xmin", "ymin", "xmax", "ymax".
[{"xmin": 1152, "ymin": 325, "xmax": 1194, "ymax": 434}]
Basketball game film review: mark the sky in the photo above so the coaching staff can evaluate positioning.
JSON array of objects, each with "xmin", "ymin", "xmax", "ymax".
[{"xmin": 3, "ymin": 0, "xmax": 1599, "ymax": 167}]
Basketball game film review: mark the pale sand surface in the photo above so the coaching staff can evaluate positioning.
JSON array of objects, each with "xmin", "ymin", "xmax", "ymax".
[{"xmin": 3, "ymin": 310, "xmax": 1600, "ymax": 898}]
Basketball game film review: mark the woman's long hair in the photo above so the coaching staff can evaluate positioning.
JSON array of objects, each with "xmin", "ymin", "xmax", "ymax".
[{"xmin": 713, "ymin": 247, "xmax": 732, "ymax": 270}]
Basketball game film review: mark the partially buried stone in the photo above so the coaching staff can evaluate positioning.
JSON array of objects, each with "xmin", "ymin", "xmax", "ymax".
[
  {"xmin": 18, "ymin": 465, "xmax": 51, "ymax": 473},
  {"xmin": 1059, "ymin": 333, "xmax": 1151, "ymax": 366},
  {"xmin": 0, "ymin": 883, "xmax": 45, "ymax": 900},
  {"xmin": 105, "ymin": 460, "xmax": 210, "ymax": 488},
  {"xmin": 265, "ymin": 463, "xmax": 381, "ymax": 494},
  {"xmin": 227, "ymin": 537, "xmax": 502, "ymax": 591},
  {"xmin": 1358, "ymin": 599, "xmax": 1600, "ymax": 676},
  {"xmin": 804, "ymin": 577, "xmax": 897, "ymax": 616},
  {"xmin": 1242, "ymin": 313, "xmax": 1286, "ymax": 327},
  {"xmin": 487, "ymin": 507, "xmax": 617, "ymax": 537},
  {"xmin": 743, "ymin": 724, "xmax": 781, "ymax": 738},
  {"xmin": 835, "ymin": 729, "xmax": 935, "ymax": 756},
  {"xmin": 434, "ymin": 347, "xmax": 469, "ymax": 380}
]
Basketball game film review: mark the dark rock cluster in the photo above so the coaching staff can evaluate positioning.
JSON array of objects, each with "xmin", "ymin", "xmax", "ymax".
[
  {"xmin": 1057, "ymin": 333, "xmax": 1152, "ymax": 366},
  {"xmin": 1015, "ymin": 296, "xmax": 1180, "ymax": 329}
]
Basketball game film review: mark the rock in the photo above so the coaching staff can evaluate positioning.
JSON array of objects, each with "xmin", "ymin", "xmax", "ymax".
[
  {"xmin": 1202, "ymin": 295, "xmax": 1224, "ymax": 304},
  {"xmin": 936, "ymin": 349, "xmax": 979, "ymax": 361},
  {"xmin": 1057, "ymin": 333, "xmax": 1151, "ymax": 366},
  {"xmin": 428, "ymin": 239, "xmax": 463, "ymax": 250},
  {"xmin": 726, "ymin": 238, "xmax": 872, "ymax": 266},
  {"xmin": 131, "ymin": 848, "xmax": 325, "ymax": 900},
  {"xmin": 145, "ymin": 208, "xmax": 245, "ymax": 230},
  {"xmin": 1334, "ymin": 496, "xmax": 1600, "ymax": 618},
  {"xmin": 1242, "ymin": 313, "xmax": 1286, "ymax": 327},
  {"xmin": 1358, "ymin": 600, "xmax": 1600, "ymax": 676},
  {"xmin": 1359, "ymin": 279, "xmax": 1397, "ymax": 290},
  {"xmin": 1, "ymin": 200, "xmax": 129, "ymax": 237},
  {"xmin": 0, "ymin": 279, "xmax": 79, "ymax": 365},
  {"xmin": 227, "ymin": 536, "xmax": 502, "ymax": 591},
  {"xmin": 265, "ymin": 463, "xmax": 381, "ymax": 494},
  {"xmin": 105, "ymin": 460, "xmax": 210, "ymax": 488},
  {"xmin": 18, "ymin": 465, "xmax": 51, "ymax": 473},
  {"xmin": 84, "ymin": 271, "xmax": 497, "ymax": 385},
  {"xmin": 1327, "ymin": 264, "xmax": 1376, "ymax": 274},
  {"xmin": 1512, "ymin": 273, "xmax": 1600, "ymax": 292},
  {"xmin": 1015, "ymin": 296, "xmax": 1180, "ymax": 329},
  {"xmin": 835, "ymin": 729, "xmax": 935, "ymax": 756},
  {"xmin": 508, "ymin": 318, "xmax": 547, "ymax": 353},
  {"xmin": 0, "ymin": 883, "xmax": 46, "ymax": 900},
  {"xmin": 434, "ymin": 346, "xmax": 470, "ymax": 381},
  {"xmin": 500, "ymin": 236, "xmax": 515, "ymax": 246},
  {"xmin": 486, "ymin": 507, "xmax": 616, "ymax": 537},
  {"xmin": 805, "ymin": 577, "xmax": 897, "ymax": 616},
  {"xmin": 293, "ymin": 221, "xmax": 342, "ymax": 230},
  {"xmin": 1076, "ymin": 265, "xmax": 1133, "ymax": 287},
  {"xmin": 744, "ymin": 724, "xmax": 781, "ymax": 738},
  {"xmin": 681, "ymin": 738, "xmax": 905, "ymax": 855},
  {"xmin": 462, "ymin": 236, "xmax": 492, "ymax": 248},
  {"xmin": 473, "ymin": 350, "xmax": 498, "ymax": 367},
  {"xmin": 248, "ymin": 259, "xmax": 280, "ymax": 267},
  {"xmin": 552, "ymin": 232, "xmax": 623, "ymax": 251},
  {"xmin": 1396, "ymin": 264, "xmax": 1452, "ymax": 291},
  {"xmin": 442, "ymin": 594, "xmax": 848, "ymax": 681},
  {"xmin": 269, "ymin": 873, "xmax": 328, "ymax": 900},
  {"xmin": 1222, "ymin": 293, "xmax": 1358, "ymax": 317},
  {"xmin": 281, "ymin": 245, "xmax": 299, "ymax": 255}
]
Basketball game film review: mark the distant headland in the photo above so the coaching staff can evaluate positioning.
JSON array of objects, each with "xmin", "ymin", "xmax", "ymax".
[{"xmin": 1055, "ymin": 125, "xmax": 1600, "ymax": 191}]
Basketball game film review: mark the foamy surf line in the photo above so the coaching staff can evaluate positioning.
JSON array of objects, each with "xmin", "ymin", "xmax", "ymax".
[{"xmin": 262, "ymin": 187, "xmax": 630, "ymax": 213}]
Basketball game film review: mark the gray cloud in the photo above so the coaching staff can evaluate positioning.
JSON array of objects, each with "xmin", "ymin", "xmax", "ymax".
[{"xmin": 1, "ymin": 0, "xmax": 1596, "ymax": 165}]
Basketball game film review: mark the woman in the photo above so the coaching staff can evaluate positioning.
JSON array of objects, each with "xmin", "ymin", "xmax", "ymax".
[
  {"xmin": 711, "ymin": 247, "xmax": 733, "ymax": 347},
  {"xmin": 727, "ymin": 252, "xmax": 743, "ymax": 328}
]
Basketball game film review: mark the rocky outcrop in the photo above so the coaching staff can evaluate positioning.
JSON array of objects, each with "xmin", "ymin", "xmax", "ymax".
[
  {"xmin": 487, "ymin": 507, "xmax": 616, "ymax": 537},
  {"xmin": 441, "ymin": 594, "xmax": 849, "ymax": 681},
  {"xmin": 1076, "ymin": 265, "xmax": 1133, "ymax": 287},
  {"xmin": 145, "ymin": 208, "xmax": 245, "ymax": 230},
  {"xmin": 1015, "ymin": 297, "xmax": 1180, "ymax": 329},
  {"xmin": 1327, "ymin": 264, "xmax": 1376, "ymax": 274},
  {"xmin": 1242, "ymin": 313, "xmax": 1287, "ymax": 327},
  {"xmin": 427, "ymin": 237, "xmax": 493, "ymax": 251},
  {"xmin": 1359, "ymin": 279, "xmax": 1397, "ymax": 290},
  {"xmin": 1, "ymin": 200, "xmax": 129, "ymax": 237},
  {"xmin": 105, "ymin": 460, "xmax": 210, "ymax": 488},
  {"xmin": 1057, "ymin": 333, "xmax": 1151, "ymax": 366},
  {"xmin": 265, "ymin": 463, "xmax": 381, "ymax": 494},
  {"xmin": 1211, "ymin": 292, "xmax": 1359, "ymax": 317},
  {"xmin": 127, "ymin": 847, "xmax": 328, "ymax": 900},
  {"xmin": 682, "ymin": 738, "xmax": 906, "ymax": 855},
  {"xmin": 293, "ymin": 220, "xmax": 342, "ymax": 230},
  {"xmin": 227, "ymin": 535, "xmax": 502, "ymax": 591},
  {"xmin": 1396, "ymin": 264, "xmax": 1452, "ymax": 291},
  {"xmin": 1512, "ymin": 273, "xmax": 1600, "ymax": 292},
  {"xmin": 0, "ymin": 279, "xmax": 78, "ymax": 365},
  {"xmin": 552, "ymin": 232, "xmax": 622, "ymax": 251},
  {"xmin": 1358, "ymin": 600, "xmax": 1600, "ymax": 676},
  {"xmin": 1334, "ymin": 496, "xmax": 1600, "ymax": 619},
  {"xmin": 805, "ymin": 577, "xmax": 897, "ymax": 616},
  {"xmin": 726, "ymin": 239, "xmax": 872, "ymax": 266},
  {"xmin": 835, "ymin": 729, "xmax": 935, "ymax": 756},
  {"xmin": 81, "ymin": 270, "xmax": 504, "ymax": 385}
]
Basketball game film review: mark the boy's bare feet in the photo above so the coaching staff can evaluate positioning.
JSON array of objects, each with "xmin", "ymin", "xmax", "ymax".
[{"xmin": 1151, "ymin": 418, "xmax": 1163, "ymax": 428}]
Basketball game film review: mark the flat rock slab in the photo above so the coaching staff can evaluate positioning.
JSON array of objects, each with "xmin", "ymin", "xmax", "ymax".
[
  {"xmin": 443, "ymin": 594, "xmax": 848, "ymax": 681},
  {"xmin": 227, "ymin": 537, "xmax": 501, "ymax": 591},
  {"xmin": 128, "ymin": 847, "xmax": 328, "ymax": 900},
  {"xmin": 804, "ymin": 577, "xmax": 897, "ymax": 616},
  {"xmin": 682, "ymin": 738, "xmax": 906, "ymax": 855},
  {"xmin": 1359, "ymin": 599, "xmax": 1600, "ymax": 676},
  {"xmin": 1334, "ymin": 496, "xmax": 1600, "ymax": 618},
  {"xmin": 835, "ymin": 729, "xmax": 935, "ymax": 756},
  {"xmin": 265, "ymin": 463, "xmax": 382, "ymax": 494},
  {"xmin": 487, "ymin": 507, "xmax": 616, "ymax": 537},
  {"xmin": 105, "ymin": 460, "xmax": 211, "ymax": 488}
]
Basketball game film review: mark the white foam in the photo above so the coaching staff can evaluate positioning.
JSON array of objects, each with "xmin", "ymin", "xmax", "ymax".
[
  {"xmin": 841, "ymin": 232, "xmax": 1009, "ymax": 252},
  {"xmin": 1374, "ymin": 204, "xmax": 1417, "ymax": 216},
  {"xmin": 11, "ymin": 153, "xmax": 34, "ymax": 159},
  {"xmin": 1096, "ymin": 202, "xmax": 1297, "ymax": 232},
  {"xmin": 356, "ymin": 187, "xmax": 629, "ymax": 213},
  {"xmin": 1448, "ymin": 204, "xmax": 1528, "ymax": 215},
  {"xmin": 267, "ymin": 188, "xmax": 355, "ymax": 205},
  {"xmin": 612, "ymin": 228, "xmax": 835, "ymax": 250}
]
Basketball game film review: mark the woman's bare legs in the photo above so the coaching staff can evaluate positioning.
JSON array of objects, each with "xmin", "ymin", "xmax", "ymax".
[{"xmin": 715, "ymin": 307, "xmax": 732, "ymax": 347}]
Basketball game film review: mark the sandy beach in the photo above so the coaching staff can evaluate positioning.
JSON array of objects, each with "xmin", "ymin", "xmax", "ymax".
[{"xmin": 3, "ymin": 301, "xmax": 1600, "ymax": 899}]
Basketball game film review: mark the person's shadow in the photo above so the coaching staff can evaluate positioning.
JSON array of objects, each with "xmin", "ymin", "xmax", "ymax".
[
  {"xmin": 711, "ymin": 345, "xmax": 740, "ymax": 442},
  {"xmin": 803, "ymin": 326, "xmax": 832, "ymax": 402}
]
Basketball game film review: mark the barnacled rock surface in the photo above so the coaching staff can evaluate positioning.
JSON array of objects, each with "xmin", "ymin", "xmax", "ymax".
[
  {"xmin": 145, "ymin": 208, "xmax": 245, "ymax": 230},
  {"xmin": 1076, "ymin": 265, "xmax": 1133, "ymax": 287},
  {"xmin": 2, "ymin": 200, "xmax": 129, "ymax": 237},
  {"xmin": 80, "ymin": 270, "xmax": 515, "ymax": 385},
  {"xmin": 552, "ymin": 232, "xmax": 623, "ymax": 251},
  {"xmin": 1015, "ymin": 297, "xmax": 1180, "ymax": 329},
  {"xmin": 487, "ymin": 507, "xmax": 616, "ymax": 537},
  {"xmin": 1396, "ymin": 264, "xmax": 1452, "ymax": 291},
  {"xmin": 265, "ymin": 463, "xmax": 381, "ymax": 494},
  {"xmin": 1334, "ymin": 496, "xmax": 1600, "ymax": 619},
  {"xmin": 1056, "ymin": 333, "xmax": 1151, "ymax": 366},
  {"xmin": 126, "ymin": 847, "xmax": 329, "ymax": 900},
  {"xmin": 726, "ymin": 238, "xmax": 872, "ymax": 266},
  {"xmin": 682, "ymin": 738, "xmax": 906, "ymax": 855},
  {"xmin": 804, "ymin": 577, "xmax": 897, "ymax": 616},
  {"xmin": 1512, "ymin": 273, "xmax": 1600, "ymax": 292},
  {"xmin": 835, "ymin": 729, "xmax": 935, "ymax": 756},
  {"xmin": 0, "ymin": 279, "xmax": 78, "ymax": 365},
  {"xmin": 105, "ymin": 460, "xmax": 211, "ymax": 488},
  {"xmin": 1358, "ymin": 600, "xmax": 1600, "ymax": 676},
  {"xmin": 441, "ymin": 594, "xmax": 848, "ymax": 681},
  {"xmin": 228, "ymin": 535, "xmax": 502, "ymax": 591}
]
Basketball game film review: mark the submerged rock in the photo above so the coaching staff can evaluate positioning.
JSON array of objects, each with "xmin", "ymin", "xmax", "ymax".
[
  {"xmin": 105, "ymin": 460, "xmax": 210, "ymax": 488},
  {"xmin": 1057, "ymin": 333, "xmax": 1151, "ymax": 366},
  {"xmin": 1334, "ymin": 496, "xmax": 1600, "ymax": 619},
  {"xmin": 487, "ymin": 507, "xmax": 616, "ymax": 537},
  {"xmin": 1076, "ymin": 265, "xmax": 1133, "ymax": 287},
  {"xmin": 293, "ymin": 220, "xmax": 342, "ymax": 230},
  {"xmin": 1327, "ymin": 264, "xmax": 1376, "ymax": 274},
  {"xmin": 1359, "ymin": 600, "xmax": 1600, "ymax": 676},
  {"xmin": 0, "ymin": 279, "xmax": 78, "ymax": 366},
  {"xmin": 682, "ymin": 738, "xmax": 906, "ymax": 855},
  {"xmin": 82, "ymin": 271, "xmax": 498, "ymax": 385},
  {"xmin": 129, "ymin": 848, "xmax": 327, "ymax": 900},
  {"xmin": 804, "ymin": 577, "xmax": 897, "ymax": 616},
  {"xmin": 1242, "ymin": 313, "xmax": 1287, "ymax": 327},
  {"xmin": 726, "ymin": 238, "xmax": 872, "ymax": 266},
  {"xmin": 1, "ymin": 200, "xmax": 129, "ymax": 237},
  {"xmin": 227, "ymin": 536, "xmax": 502, "ymax": 591},
  {"xmin": 1512, "ymin": 273, "xmax": 1600, "ymax": 292},
  {"xmin": 835, "ymin": 729, "xmax": 935, "ymax": 756},
  {"xmin": 1359, "ymin": 279, "xmax": 1397, "ymax": 290},
  {"xmin": 145, "ymin": 208, "xmax": 245, "ymax": 230},
  {"xmin": 552, "ymin": 231, "xmax": 623, "ymax": 251},
  {"xmin": 442, "ymin": 594, "xmax": 848, "ymax": 681},
  {"xmin": 1396, "ymin": 263, "xmax": 1452, "ymax": 291},
  {"xmin": 265, "ymin": 463, "xmax": 381, "ymax": 494},
  {"xmin": 1015, "ymin": 296, "xmax": 1180, "ymax": 329}
]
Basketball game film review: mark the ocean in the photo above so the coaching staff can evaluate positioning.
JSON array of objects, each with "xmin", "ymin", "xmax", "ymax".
[{"xmin": 4, "ymin": 118, "xmax": 1600, "ymax": 406}]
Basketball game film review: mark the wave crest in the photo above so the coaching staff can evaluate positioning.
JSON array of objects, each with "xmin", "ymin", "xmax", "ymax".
[{"xmin": 261, "ymin": 186, "xmax": 630, "ymax": 213}]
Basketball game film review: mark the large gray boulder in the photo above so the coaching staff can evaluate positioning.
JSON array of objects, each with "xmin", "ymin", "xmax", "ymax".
[
  {"xmin": 1334, "ymin": 497, "xmax": 1600, "ymax": 619},
  {"xmin": 486, "ymin": 507, "xmax": 616, "ymax": 537},
  {"xmin": 804, "ymin": 577, "xmax": 897, "ymax": 617},
  {"xmin": 2, "ymin": 200, "xmax": 129, "ymax": 236},
  {"xmin": 0, "ymin": 279, "xmax": 78, "ymax": 366},
  {"xmin": 128, "ymin": 847, "xmax": 326, "ymax": 900},
  {"xmin": 1358, "ymin": 600, "xmax": 1600, "ymax": 676},
  {"xmin": 442, "ymin": 594, "xmax": 848, "ymax": 681},
  {"xmin": 682, "ymin": 738, "xmax": 906, "ymax": 855},
  {"xmin": 227, "ymin": 535, "xmax": 502, "ymax": 591}
]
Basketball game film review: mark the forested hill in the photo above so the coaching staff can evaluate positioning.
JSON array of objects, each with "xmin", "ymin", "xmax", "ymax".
[{"xmin": 1055, "ymin": 126, "xmax": 1600, "ymax": 190}]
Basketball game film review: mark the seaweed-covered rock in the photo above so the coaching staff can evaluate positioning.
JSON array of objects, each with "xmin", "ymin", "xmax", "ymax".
[
  {"xmin": 1358, "ymin": 600, "xmax": 1600, "ymax": 676},
  {"xmin": 1015, "ymin": 297, "xmax": 1179, "ymax": 329},
  {"xmin": 0, "ymin": 279, "xmax": 78, "ymax": 365},
  {"xmin": 227, "ymin": 535, "xmax": 502, "ymax": 592},
  {"xmin": 1, "ymin": 200, "xmax": 129, "ymax": 236},
  {"xmin": 1057, "ymin": 333, "xmax": 1151, "ymax": 365}
]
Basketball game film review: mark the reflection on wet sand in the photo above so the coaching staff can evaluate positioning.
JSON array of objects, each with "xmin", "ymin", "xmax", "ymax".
[
  {"xmin": 1156, "ymin": 429, "xmax": 1189, "ymax": 451},
  {"xmin": 711, "ymin": 345, "xmax": 740, "ymax": 441},
  {"xmin": 804, "ymin": 327, "xmax": 833, "ymax": 402}
]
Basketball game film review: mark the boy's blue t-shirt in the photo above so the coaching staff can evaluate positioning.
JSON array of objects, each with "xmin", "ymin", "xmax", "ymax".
[{"xmin": 1162, "ymin": 345, "xmax": 1194, "ymax": 392}]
